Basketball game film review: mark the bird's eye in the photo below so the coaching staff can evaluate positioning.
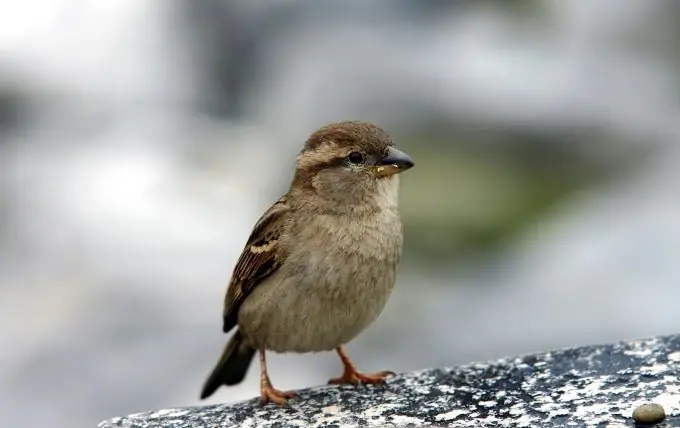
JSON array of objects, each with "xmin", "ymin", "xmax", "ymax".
[{"xmin": 347, "ymin": 151, "xmax": 364, "ymax": 164}]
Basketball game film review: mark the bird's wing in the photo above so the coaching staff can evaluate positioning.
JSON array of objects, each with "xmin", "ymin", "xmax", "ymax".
[{"xmin": 222, "ymin": 195, "xmax": 290, "ymax": 333}]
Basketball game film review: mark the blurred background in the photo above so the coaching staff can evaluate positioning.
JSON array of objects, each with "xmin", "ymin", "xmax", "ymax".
[{"xmin": 2, "ymin": 0, "xmax": 680, "ymax": 426}]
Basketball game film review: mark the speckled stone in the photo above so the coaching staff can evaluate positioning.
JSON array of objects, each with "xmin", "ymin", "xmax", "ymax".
[
  {"xmin": 98, "ymin": 334, "xmax": 680, "ymax": 427},
  {"xmin": 632, "ymin": 403, "xmax": 666, "ymax": 425}
]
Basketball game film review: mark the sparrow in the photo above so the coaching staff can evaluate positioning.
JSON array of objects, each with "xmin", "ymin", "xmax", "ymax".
[{"xmin": 199, "ymin": 120, "xmax": 414, "ymax": 405}]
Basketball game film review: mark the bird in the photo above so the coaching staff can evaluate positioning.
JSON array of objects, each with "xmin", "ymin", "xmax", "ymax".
[{"xmin": 199, "ymin": 120, "xmax": 415, "ymax": 405}]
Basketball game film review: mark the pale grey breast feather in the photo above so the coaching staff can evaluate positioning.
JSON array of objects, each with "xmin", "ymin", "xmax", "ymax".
[{"xmin": 239, "ymin": 176, "xmax": 405, "ymax": 352}]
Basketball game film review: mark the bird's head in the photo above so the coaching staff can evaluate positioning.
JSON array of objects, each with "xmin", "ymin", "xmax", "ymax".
[{"xmin": 292, "ymin": 121, "xmax": 414, "ymax": 209}]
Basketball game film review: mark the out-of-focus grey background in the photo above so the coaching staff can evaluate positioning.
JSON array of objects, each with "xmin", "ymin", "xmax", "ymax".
[{"xmin": 2, "ymin": 1, "xmax": 680, "ymax": 426}]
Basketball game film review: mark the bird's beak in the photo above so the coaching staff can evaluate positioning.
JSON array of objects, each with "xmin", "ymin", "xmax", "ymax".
[{"xmin": 374, "ymin": 147, "xmax": 415, "ymax": 177}]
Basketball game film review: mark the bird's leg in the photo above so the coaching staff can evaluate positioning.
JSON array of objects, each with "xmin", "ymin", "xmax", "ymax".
[
  {"xmin": 258, "ymin": 350, "xmax": 296, "ymax": 405},
  {"xmin": 328, "ymin": 345, "xmax": 395, "ymax": 385}
]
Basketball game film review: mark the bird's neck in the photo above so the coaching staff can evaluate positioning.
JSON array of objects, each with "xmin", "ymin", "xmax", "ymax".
[{"xmin": 289, "ymin": 176, "xmax": 400, "ymax": 216}]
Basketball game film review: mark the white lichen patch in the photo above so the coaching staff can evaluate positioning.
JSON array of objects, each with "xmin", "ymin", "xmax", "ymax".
[
  {"xmin": 311, "ymin": 409, "xmax": 356, "ymax": 427},
  {"xmin": 510, "ymin": 413, "xmax": 541, "ymax": 428},
  {"xmin": 532, "ymin": 394, "xmax": 564, "ymax": 416},
  {"xmin": 434, "ymin": 409, "xmax": 468, "ymax": 421},
  {"xmin": 652, "ymin": 392, "xmax": 680, "ymax": 414},
  {"xmin": 624, "ymin": 340, "xmax": 656, "ymax": 357},
  {"xmin": 640, "ymin": 363, "xmax": 670, "ymax": 376},
  {"xmin": 556, "ymin": 376, "xmax": 609, "ymax": 403},
  {"xmin": 412, "ymin": 385, "xmax": 432, "ymax": 394},
  {"xmin": 321, "ymin": 405, "xmax": 342, "ymax": 414},
  {"xmin": 145, "ymin": 408, "xmax": 190, "ymax": 419},
  {"xmin": 507, "ymin": 402, "xmax": 540, "ymax": 426},
  {"xmin": 364, "ymin": 402, "xmax": 403, "ymax": 418},
  {"xmin": 571, "ymin": 402, "xmax": 614, "ymax": 424},
  {"xmin": 435, "ymin": 384, "xmax": 456, "ymax": 394},
  {"xmin": 453, "ymin": 385, "xmax": 477, "ymax": 394},
  {"xmin": 388, "ymin": 414, "xmax": 427, "ymax": 426}
]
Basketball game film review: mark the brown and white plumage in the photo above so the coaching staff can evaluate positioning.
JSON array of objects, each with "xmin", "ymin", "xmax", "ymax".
[
  {"xmin": 221, "ymin": 195, "xmax": 289, "ymax": 334},
  {"xmin": 200, "ymin": 121, "xmax": 414, "ymax": 404}
]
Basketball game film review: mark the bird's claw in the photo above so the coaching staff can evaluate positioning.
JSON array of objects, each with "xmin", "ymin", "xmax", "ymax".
[
  {"xmin": 328, "ymin": 369, "xmax": 395, "ymax": 385},
  {"xmin": 260, "ymin": 385, "xmax": 296, "ymax": 406}
]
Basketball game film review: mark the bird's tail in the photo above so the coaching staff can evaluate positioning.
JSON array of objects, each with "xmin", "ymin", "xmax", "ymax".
[{"xmin": 200, "ymin": 329, "xmax": 256, "ymax": 400}]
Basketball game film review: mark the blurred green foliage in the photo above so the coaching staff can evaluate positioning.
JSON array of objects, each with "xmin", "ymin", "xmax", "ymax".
[{"xmin": 399, "ymin": 137, "xmax": 599, "ymax": 265}]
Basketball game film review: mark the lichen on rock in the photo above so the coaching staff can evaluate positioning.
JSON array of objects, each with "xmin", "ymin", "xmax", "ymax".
[{"xmin": 98, "ymin": 334, "xmax": 680, "ymax": 427}]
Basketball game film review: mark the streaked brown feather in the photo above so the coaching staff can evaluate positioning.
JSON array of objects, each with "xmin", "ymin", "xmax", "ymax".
[{"xmin": 222, "ymin": 195, "xmax": 290, "ymax": 333}]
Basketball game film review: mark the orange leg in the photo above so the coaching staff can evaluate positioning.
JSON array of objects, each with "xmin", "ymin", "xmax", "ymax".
[
  {"xmin": 328, "ymin": 345, "xmax": 395, "ymax": 385},
  {"xmin": 259, "ymin": 350, "xmax": 296, "ymax": 405}
]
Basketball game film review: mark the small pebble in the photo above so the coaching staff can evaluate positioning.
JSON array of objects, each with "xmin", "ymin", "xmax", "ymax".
[{"xmin": 632, "ymin": 403, "xmax": 665, "ymax": 425}]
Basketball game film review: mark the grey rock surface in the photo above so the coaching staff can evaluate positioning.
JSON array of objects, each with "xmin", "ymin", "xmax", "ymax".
[{"xmin": 98, "ymin": 334, "xmax": 680, "ymax": 427}]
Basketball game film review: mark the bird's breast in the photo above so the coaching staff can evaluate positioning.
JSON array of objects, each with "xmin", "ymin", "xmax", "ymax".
[
  {"xmin": 289, "ymin": 208, "xmax": 403, "ymax": 274},
  {"xmin": 240, "ymin": 210, "xmax": 403, "ymax": 353}
]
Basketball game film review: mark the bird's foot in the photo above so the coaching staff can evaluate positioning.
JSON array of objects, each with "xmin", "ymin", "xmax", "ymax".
[
  {"xmin": 328, "ymin": 368, "xmax": 395, "ymax": 385},
  {"xmin": 260, "ymin": 384, "xmax": 296, "ymax": 406}
]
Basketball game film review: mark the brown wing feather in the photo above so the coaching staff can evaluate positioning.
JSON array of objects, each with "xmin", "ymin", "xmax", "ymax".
[{"xmin": 222, "ymin": 195, "xmax": 290, "ymax": 333}]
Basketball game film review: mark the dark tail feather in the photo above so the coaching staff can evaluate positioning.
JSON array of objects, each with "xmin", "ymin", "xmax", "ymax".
[{"xmin": 200, "ymin": 330, "xmax": 256, "ymax": 400}]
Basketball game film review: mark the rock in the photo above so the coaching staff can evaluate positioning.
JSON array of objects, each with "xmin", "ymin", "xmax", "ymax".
[
  {"xmin": 98, "ymin": 334, "xmax": 680, "ymax": 427},
  {"xmin": 632, "ymin": 403, "xmax": 666, "ymax": 425}
]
